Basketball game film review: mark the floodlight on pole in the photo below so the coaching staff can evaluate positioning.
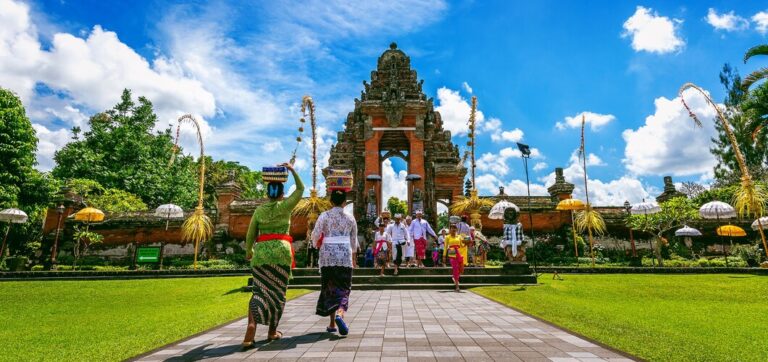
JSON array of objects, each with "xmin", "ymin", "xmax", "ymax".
[{"xmin": 517, "ymin": 142, "xmax": 536, "ymax": 276}]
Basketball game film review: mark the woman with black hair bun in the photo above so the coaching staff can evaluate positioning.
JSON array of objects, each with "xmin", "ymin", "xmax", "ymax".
[
  {"xmin": 311, "ymin": 169, "xmax": 358, "ymax": 336},
  {"xmin": 241, "ymin": 162, "xmax": 303, "ymax": 348}
]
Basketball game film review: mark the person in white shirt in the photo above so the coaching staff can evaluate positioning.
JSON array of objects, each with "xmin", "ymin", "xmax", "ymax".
[
  {"xmin": 373, "ymin": 223, "xmax": 392, "ymax": 276},
  {"xmin": 434, "ymin": 229, "xmax": 446, "ymax": 266},
  {"xmin": 404, "ymin": 216, "xmax": 415, "ymax": 266},
  {"xmin": 386, "ymin": 214, "xmax": 410, "ymax": 276},
  {"xmin": 409, "ymin": 210, "xmax": 438, "ymax": 267}
]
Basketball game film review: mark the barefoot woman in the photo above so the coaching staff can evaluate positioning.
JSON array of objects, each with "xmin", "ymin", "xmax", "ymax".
[
  {"xmin": 242, "ymin": 162, "xmax": 303, "ymax": 348},
  {"xmin": 311, "ymin": 169, "xmax": 357, "ymax": 335}
]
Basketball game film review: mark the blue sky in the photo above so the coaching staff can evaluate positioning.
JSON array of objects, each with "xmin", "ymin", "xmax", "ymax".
[{"xmin": 2, "ymin": 0, "xmax": 768, "ymax": 205}]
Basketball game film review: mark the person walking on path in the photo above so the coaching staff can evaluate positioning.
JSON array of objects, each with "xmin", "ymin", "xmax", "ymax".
[
  {"xmin": 443, "ymin": 222, "xmax": 465, "ymax": 292},
  {"xmin": 404, "ymin": 216, "xmax": 416, "ymax": 266},
  {"xmin": 457, "ymin": 215, "xmax": 473, "ymax": 265},
  {"xmin": 386, "ymin": 213, "xmax": 410, "ymax": 276},
  {"xmin": 433, "ymin": 229, "xmax": 446, "ymax": 266},
  {"xmin": 373, "ymin": 223, "xmax": 392, "ymax": 276},
  {"xmin": 242, "ymin": 163, "xmax": 303, "ymax": 348},
  {"xmin": 311, "ymin": 170, "xmax": 357, "ymax": 336},
  {"xmin": 409, "ymin": 210, "xmax": 437, "ymax": 267}
]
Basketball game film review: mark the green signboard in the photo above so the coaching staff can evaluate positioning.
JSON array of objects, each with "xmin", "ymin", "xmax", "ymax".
[{"xmin": 137, "ymin": 247, "xmax": 161, "ymax": 263}]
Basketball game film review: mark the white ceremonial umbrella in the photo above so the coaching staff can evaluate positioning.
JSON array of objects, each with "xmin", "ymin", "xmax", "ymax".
[
  {"xmin": 699, "ymin": 201, "xmax": 736, "ymax": 220},
  {"xmin": 155, "ymin": 204, "xmax": 184, "ymax": 230},
  {"xmin": 488, "ymin": 200, "xmax": 519, "ymax": 220},
  {"xmin": 630, "ymin": 200, "xmax": 661, "ymax": 266},
  {"xmin": 751, "ymin": 217, "xmax": 768, "ymax": 231},
  {"xmin": 675, "ymin": 225, "xmax": 702, "ymax": 250},
  {"xmin": 0, "ymin": 208, "xmax": 28, "ymax": 257}
]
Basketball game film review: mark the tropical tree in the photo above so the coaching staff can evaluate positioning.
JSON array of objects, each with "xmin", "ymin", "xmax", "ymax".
[
  {"xmin": 387, "ymin": 197, "xmax": 408, "ymax": 216},
  {"xmin": 710, "ymin": 64, "xmax": 768, "ymax": 184},
  {"xmin": 626, "ymin": 197, "xmax": 700, "ymax": 266},
  {"xmin": 742, "ymin": 44, "xmax": 768, "ymax": 91},
  {"xmin": 53, "ymin": 89, "xmax": 199, "ymax": 209},
  {"xmin": 680, "ymin": 83, "xmax": 768, "ymax": 258},
  {"xmin": 71, "ymin": 225, "xmax": 103, "ymax": 268}
]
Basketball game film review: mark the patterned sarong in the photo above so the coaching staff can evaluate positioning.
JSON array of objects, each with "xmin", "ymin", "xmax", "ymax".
[
  {"xmin": 414, "ymin": 237, "xmax": 427, "ymax": 259},
  {"xmin": 316, "ymin": 266, "xmax": 352, "ymax": 316},
  {"xmin": 249, "ymin": 264, "xmax": 290, "ymax": 327}
]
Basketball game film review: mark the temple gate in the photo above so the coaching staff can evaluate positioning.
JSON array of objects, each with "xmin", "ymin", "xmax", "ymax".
[{"xmin": 327, "ymin": 43, "xmax": 467, "ymax": 225}]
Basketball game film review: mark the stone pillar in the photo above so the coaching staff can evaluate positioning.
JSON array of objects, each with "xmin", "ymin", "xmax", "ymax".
[
  {"xmin": 215, "ymin": 171, "xmax": 241, "ymax": 231},
  {"xmin": 546, "ymin": 167, "xmax": 575, "ymax": 201},
  {"xmin": 406, "ymin": 131, "xmax": 425, "ymax": 214},
  {"xmin": 364, "ymin": 131, "xmax": 383, "ymax": 214},
  {"xmin": 656, "ymin": 176, "xmax": 685, "ymax": 203}
]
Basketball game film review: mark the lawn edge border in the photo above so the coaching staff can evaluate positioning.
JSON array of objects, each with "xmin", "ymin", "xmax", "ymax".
[
  {"xmin": 470, "ymin": 287, "xmax": 645, "ymax": 362},
  {"xmin": 125, "ymin": 289, "xmax": 315, "ymax": 362}
]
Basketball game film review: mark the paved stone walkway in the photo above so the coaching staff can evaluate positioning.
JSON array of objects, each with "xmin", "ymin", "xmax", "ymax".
[{"xmin": 135, "ymin": 290, "xmax": 634, "ymax": 362}]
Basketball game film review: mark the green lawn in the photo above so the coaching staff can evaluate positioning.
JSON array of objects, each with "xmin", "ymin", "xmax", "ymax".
[
  {"xmin": 473, "ymin": 274, "xmax": 768, "ymax": 362},
  {"xmin": 0, "ymin": 277, "xmax": 310, "ymax": 362}
]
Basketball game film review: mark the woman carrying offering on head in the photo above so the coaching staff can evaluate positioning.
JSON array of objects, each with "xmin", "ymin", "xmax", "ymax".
[
  {"xmin": 242, "ymin": 163, "xmax": 303, "ymax": 349},
  {"xmin": 443, "ymin": 220, "xmax": 466, "ymax": 292},
  {"xmin": 311, "ymin": 169, "xmax": 358, "ymax": 336}
]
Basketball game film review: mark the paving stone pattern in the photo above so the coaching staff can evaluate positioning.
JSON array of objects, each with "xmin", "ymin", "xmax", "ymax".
[{"xmin": 136, "ymin": 290, "xmax": 635, "ymax": 362}]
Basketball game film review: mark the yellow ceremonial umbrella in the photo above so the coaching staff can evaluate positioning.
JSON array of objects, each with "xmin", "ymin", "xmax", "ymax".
[
  {"xmin": 74, "ymin": 207, "xmax": 105, "ymax": 223},
  {"xmin": 716, "ymin": 224, "xmax": 746, "ymax": 267},
  {"xmin": 556, "ymin": 198, "xmax": 585, "ymax": 258}
]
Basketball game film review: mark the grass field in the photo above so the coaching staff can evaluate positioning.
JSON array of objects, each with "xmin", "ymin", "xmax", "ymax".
[
  {"xmin": 0, "ymin": 277, "xmax": 310, "ymax": 362},
  {"xmin": 473, "ymin": 274, "xmax": 768, "ymax": 362}
]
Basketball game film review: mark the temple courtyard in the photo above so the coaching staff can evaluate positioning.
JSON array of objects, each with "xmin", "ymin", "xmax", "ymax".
[{"xmin": 2, "ymin": 274, "xmax": 766, "ymax": 362}]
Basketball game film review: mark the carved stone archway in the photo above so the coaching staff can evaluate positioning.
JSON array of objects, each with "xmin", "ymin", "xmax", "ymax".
[{"xmin": 327, "ymin": 43, "xmax": 467, "ymax": 226}]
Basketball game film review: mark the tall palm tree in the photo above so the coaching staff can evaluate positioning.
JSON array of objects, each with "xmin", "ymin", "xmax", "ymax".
[
  {"xmin": 680, "ymin": 83, "xmax": 768, "ymax": 258},
  {"xmin": 742, "ymin": 44, "xmax": 768, "ymax": 91},
  {"xmin": 169, "ymin": 114, "xmax": 212, "ymax": 270},
  {"xmin": 574, "ymin": 115, "xmax": 606, "ymax": 267}
]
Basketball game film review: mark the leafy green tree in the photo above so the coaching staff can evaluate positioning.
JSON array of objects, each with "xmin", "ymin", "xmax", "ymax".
[
  {"xmin": 0, "ymin": 88, "xmax": 37, "ymax": 207},
  {"xmin": 71, "ymin": 225, "xmax": 103, "ymax": 268},
  {"xmin": 626, "ymin": 197, "xmax": 700, "ymax": 266},
  {"xmin": 203, "ymin": 158, "xmax": 266, "ymax": 207},
  {"xmin": 711, "ymin": 64, "xmax": 768, "ymax": 184},
  {"xmin": 52, "ymin": 89, "xmax": 199, "ymax": 208},
  {"xmin": 0, "ymin": 88, "xmax": 60, "ymax": 258},
  {"xmin": 742, "ymin": 44, "xmax": 768, "ymax": 90},
  {"xmin": 90, "ymin": 189, "xmax": 148, "ymax": 213},
  {"xmin": 386, "ymin": 197, "xmax": 408, "ymax": 216}
]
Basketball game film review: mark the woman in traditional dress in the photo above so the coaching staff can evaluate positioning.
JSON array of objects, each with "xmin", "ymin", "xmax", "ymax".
[
  {"xmin": 373, "ymin": 223, "xmax": 392, "ymax": 276},
  {"xmin": 443, "ymin": 222, "xmax": 465, "ymax": 292},
  {"xmin": 311, "ymin": 170, "xmax": 357, "ymax": 335},
  {"xmin": 242, "ymin": 162, "xmax": 303, "ymax": 348}
]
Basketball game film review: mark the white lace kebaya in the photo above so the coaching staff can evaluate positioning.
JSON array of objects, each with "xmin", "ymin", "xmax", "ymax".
[{"xmin": 311, "ymin": 207, "xmax": 359, "ymax": 268}]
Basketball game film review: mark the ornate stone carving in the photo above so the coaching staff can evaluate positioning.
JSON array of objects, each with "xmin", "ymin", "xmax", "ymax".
[{"xmin": 656, "ymin": 176, "xmax": 685, "ymax": 203}]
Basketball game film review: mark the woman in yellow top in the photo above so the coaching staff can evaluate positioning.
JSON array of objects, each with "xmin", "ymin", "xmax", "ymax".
[{"xmin": 443, "ymin": 223, "xmax": 467, "ymax": 292}]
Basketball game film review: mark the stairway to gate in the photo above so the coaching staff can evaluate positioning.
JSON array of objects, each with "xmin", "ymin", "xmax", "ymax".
[{"xmin": 276, "ymin": 263, "xmax": 537, "ymax": 290}]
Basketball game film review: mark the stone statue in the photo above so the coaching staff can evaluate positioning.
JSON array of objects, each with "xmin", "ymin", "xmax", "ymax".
[
  {"xmin": 366, "ymin": 188, "xmax": 377, "ymax": 220},
  {"xmin": 502, "ymin": 208, "xmax": 526, "ymax": 262},
  {"xmin": 412, "ymin": 188, "xmax": 423, "ymax": 202}
]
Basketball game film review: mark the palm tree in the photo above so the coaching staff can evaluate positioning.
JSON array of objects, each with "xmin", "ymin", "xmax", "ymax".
[
  {"xmin": 169, "ymin": 114, "xmax": 212, "ymax": 270},
  {"xmin": 574, "ymin": 115, "xmax": 606, "ymax": 267},
  {"xmin": 742, "ymin": 44, "xmax": 768, "ymax": 91},
  {"xmin": 680, "ymin": 83, "xmax": 768, "ymax": 258}
]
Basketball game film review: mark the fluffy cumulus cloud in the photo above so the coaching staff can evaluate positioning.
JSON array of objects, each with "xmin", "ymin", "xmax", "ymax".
[
  {"xmin": 753, "ymin": 11, "xmax": 768, "ymax": 34},
  {"xmin": 476, "ymin": 146, "xmax": 542, "ymax": 177},
  {"xmin": 622, "ymin": 6, "xmax": 684, "ymax": 54},
  {"xmin": 0, "ymin": 0, "xmax": 217, "ymax": 170},
  {"xmin": 706, "ymin": 8, "xmax": 749, "ymax": 31},
  {"xmin": 556, "ymin": 111, "xmax": 616, "ymax": 131},
  {"xmin": 533, "ymin": 162, "xmax": 548, "ymax": 172},
  {"xmin": 622, "ymin": 88, "xmax": 718, "ymax": 177},
  {"xmin": 381, "ymin": 158, "xmax": 408, "ymax": 206},
  {"xmin": 474, "ymin": 174, "xmax": 549, "ymax": 197},
  {"xmin": 435, "ymin": 87, "xmax": 484, "ymax": 136}
]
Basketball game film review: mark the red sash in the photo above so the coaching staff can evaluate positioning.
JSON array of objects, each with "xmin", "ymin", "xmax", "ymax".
[
  {"xmin": 374, "ymin": 239, "xmax": 387, "ymax": 255},
  {"xmin": 257, "ymin": 234, "xmax": 295, "ymax": 269}
]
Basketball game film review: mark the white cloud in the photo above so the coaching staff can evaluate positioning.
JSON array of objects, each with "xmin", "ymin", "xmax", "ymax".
[
  {"xmin": 476, "ymin": 147, "xmax": 542, "ymax": 177},
  {"xmin": 435, "ymin": 87, "xmax": 484, "ymax": 136},
  {"xmin": 706, "ymin": 8, "xmax": 749, "ymax": 31},
  {"xmin": 753, "ymin": 11, "xmax": 768, "ymax": 34},
  {"xmin": 622, "ymin": 6, "xmax": 684, "ymax": 54},
  {"xmin": 0, "ymin": 0, "xmax": 218, "ymax": 169},
  {"xmin": 491, "ymin": 128, "xmax": 524, "ymax": 143},
  {"xmin": 533, "ymin": 162, "xmax": 548, "ymax": 172},
  {"xmin": 31, "ymin": 124, "xmax": 70, "ymax": 171},
  {"xmin": 556, "ymin": 111, "xmax": 616, "ymax": 131},
  {"xmin": 622, "ymin": 88, "xmax": 718, "ymax": 177},
  {"xmin": 261, "ymin": 141, "xmax": 283, "ymax": 153},
  {"xmin": 381, "ymin": 158, "xmax": 407, "ymax": 206},
  {"xmin": 474, "ymin": 174, "xmax": 549, "ymax": 197},
  {"xmin": 461, "ymin": 81, "xmax": 473, "ymax": 94}
]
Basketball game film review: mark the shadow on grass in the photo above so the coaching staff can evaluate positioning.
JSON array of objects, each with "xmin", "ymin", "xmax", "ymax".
[
  {"xmin": 163, "ymin": 332, "xmax": 339, "ymax": 361},
  {"xmin": 223, "ymin": 287, "xmax": 250, "ymax": 295}
]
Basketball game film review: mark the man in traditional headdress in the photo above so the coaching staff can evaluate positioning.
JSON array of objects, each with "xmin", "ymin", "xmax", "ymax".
[{"xmin": 409, "ymin": 210, "xmax": 437, "ymax": 267}]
